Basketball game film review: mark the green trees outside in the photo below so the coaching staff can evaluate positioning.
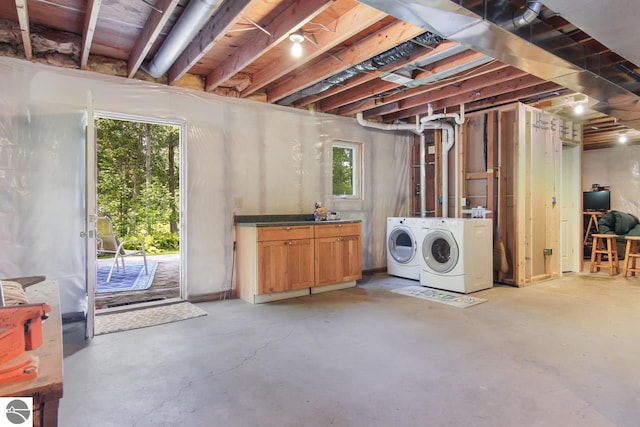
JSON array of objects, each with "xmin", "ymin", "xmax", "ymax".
[
  {"xmin": 332, "ymin": 145, "xmax": 354, "ymax": 196},
  {"xmin": 96, "ymin": 118, "xmax": 180, "ymax": 253}
]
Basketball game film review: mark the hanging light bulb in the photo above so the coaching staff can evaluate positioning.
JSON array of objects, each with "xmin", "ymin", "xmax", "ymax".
[
  {"xmin": 291, "ymin": 41, "xmax": 303, "ymax": 58},
  {"xmin": 289, "ymin": 31, "xmax": 304, "ymax": 58}
]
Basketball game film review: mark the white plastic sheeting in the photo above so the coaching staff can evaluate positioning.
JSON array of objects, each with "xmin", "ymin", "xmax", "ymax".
[{"xmin": 0, "ymin": 57, "xmax": 412, "ymax": 314}]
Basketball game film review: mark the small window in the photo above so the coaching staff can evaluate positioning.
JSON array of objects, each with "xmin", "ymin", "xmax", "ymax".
[{"xmin": 332, "ymin": 141, "xmax": 361, "ymax": 198}]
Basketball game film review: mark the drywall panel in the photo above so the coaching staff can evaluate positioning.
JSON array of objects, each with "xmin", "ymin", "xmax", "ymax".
[
  {"xmin": 583, "ymin": 146, "xmax": 640, "ymax": 218},
  {"xmin": 0, "ymin": 57, "xmax": 411, "ymax": 313}
]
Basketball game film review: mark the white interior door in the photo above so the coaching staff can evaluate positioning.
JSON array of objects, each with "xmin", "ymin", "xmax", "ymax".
[{"xmin": 85, "ymin": 91, "xmax": 97, "ymax": 339}]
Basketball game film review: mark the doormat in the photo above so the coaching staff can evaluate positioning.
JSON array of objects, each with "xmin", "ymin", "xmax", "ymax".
[
  {"xmin": 95, "ymin": 301, "xmax": 208, "ymax": 335},
  {"xmin": 390, "ymin": 285, "xmax": 487, "ymax": 308},
  {"xmin": 96, "ymin": 262, "xmax": 158, "ymax": 293}
]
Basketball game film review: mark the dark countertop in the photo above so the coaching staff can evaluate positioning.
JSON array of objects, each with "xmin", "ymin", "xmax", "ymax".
[
  {"xmin": 236, "ymin": 219, "xmax": 361, "ymax": 227},
  {"xmin": 234, "ymin": 214, "xmax": 360, "ymax": 227}
]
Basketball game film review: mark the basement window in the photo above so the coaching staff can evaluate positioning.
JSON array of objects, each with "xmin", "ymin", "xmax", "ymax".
[{"xmin": 332, "ymin": 141, "xmax": 362, "ymax": 199}]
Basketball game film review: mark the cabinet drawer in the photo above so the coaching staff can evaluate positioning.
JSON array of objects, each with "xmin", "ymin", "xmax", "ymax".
[
  {"xmin": 314, "ymin": 222, "xmax": 361, "ymax": 238},
  {"xmin": 257, "ymin": 225, "xmax": 313, "ymax": 241}
]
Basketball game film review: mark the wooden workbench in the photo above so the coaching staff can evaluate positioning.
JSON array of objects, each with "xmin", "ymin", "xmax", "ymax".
[{"xmin": 0, "ymin": 279, "xmax": 63, "ymax": 427}]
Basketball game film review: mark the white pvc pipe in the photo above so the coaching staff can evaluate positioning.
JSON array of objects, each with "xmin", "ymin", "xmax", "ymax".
[
  {"xmin": 356, "ymin": 113, "xmax": 422, "ymax": 135},
  {"xmin": 356, "ymin": 105, "xmax": 465, "ymax": 219},
  {"xmin": 454, "ymin": 124, "xmax": 460, "ymax": 217},
  {"xmin": 420, "ymin": 133, "xmax": 426, "ymax": 217},
  {"xmin": 420, "ymin": 117, "xmax": 455, "ymax": 218}
]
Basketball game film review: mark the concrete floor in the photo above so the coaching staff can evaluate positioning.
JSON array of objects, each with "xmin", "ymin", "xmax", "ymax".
[{"xmin": 60, "ymin": 271, "xmax": 640, "ymax": 427}]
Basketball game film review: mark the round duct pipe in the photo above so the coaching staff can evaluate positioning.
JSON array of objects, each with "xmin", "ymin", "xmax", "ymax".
[{"xmin": 145, "ymin": 0, "xmax": 221, "ymax": 78}]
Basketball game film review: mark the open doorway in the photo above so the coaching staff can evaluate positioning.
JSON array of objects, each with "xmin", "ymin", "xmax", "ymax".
[{"xmin": 94, "ymin": 116, "xmax": 183, "ymax": 312}]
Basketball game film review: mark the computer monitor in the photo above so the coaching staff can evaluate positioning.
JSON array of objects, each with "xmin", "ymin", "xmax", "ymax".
[{"xmin": 583, "ymin": 190, "xmax": 610, "ymax": 211}]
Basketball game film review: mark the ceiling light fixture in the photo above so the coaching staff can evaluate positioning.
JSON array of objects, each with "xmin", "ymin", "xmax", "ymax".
[
  {"xmin": 573, "ymin": 103, "xmax": 584, "ymax": 115},
  {"xmin": 618, "ymin": 133, "xmax": 628, "ymax": 144},
  {"xmin": 289, "ymin": 31, "xmax": 305, "ymax": 58}
]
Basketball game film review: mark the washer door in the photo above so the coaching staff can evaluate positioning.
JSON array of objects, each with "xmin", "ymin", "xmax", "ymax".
[
  {"xmin": 422, "ymin": 229, "xmax": 459, "ymax": 273},
  {"xmin": 388, "ymin": 227, "xmax": 417, "ymax": 264}
]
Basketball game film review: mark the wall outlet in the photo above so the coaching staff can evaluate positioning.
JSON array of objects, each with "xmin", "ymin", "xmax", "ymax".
[
  {"xmin": 543, "ymin": 248, "xmax": 552, "ymax": 256},
  {"xmin": 461, "ymin": 197, "xmax": 468, "ymax": 207},
  {"xmin": 233, "ymin": 197, "xmax": 243, "ymax": 208}
]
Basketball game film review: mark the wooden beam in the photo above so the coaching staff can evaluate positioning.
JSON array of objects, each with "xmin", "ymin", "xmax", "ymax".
[
  {"xmin": 205, "ymin": 0, "xmax": 333, "ymax": 92},
  {"xmin": 339, "ymin": 61, "xmax": 508, "ymax": 117},
  {"xmin": 14, "ymin": 0, "xmax": 32, "ymax": 60},
  {"xmin": 266, "ymin": 19, "xmax": 425, "ymax": 103},
  {"xmin": 127, "ymin": 0, "xmax": 180, "ymax": 78},
  {"xmin": 81, "ymin": 0, "xmax": 102, "ymax": 69},
  {"xmin": 241, "ymin": 3, "xmax": 387, "ymax": 97},
  {"xmin": 364, "ymin": 63, "xmax": 524, "ymax": 119},
  {"xmin": 317, "ymin": 50, "xmax": 484, "ymax": 112},
  {"xmin": 294, "ymin": 41, "xmax": 460, "ymax": 109},
  {"xmin": 486, "ymin": 110, "xmax": 495, "ymax": 223},
  {"xmin": 381, "ymin": 74, "xmax": 545, "ymax": 122},
  {"xmin": 167, "ymin": 0, "xmax": 256, "ymax": 85}
]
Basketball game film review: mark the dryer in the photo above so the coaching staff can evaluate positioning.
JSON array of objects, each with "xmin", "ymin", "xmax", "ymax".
[
  {"xmin": 419, "ymin": 218, "xmax": 492, "ymax": 293},
  {"xmin": 387, "ymin": 217, "xmax": 424, "ymax": 280}
]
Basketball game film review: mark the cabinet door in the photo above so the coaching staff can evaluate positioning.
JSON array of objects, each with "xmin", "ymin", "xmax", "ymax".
[
  {"xmin": 339, "ymin": 235, "xmax": 362, "ymax": 281},
  {"xmin": 314, "ymin": 237, "xmax": 341, "ymax": 286},
  {"xmin": 258, "ymin": 240, "xmax": 289, "ymax": 294},
  {"xmin": 287, "ymin": 239, "xmax": 315, "ymax": 290}
]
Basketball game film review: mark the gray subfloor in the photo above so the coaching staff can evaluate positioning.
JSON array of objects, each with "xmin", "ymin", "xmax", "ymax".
[{"xmin": 60, "ymin": 272, "xmax": 640, "ymax": 427}]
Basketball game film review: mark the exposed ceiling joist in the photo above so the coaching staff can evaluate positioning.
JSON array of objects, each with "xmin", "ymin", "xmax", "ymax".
[
  {"xmin": 205, "ymin": 0, "xmax": 333, "ymax": 92},
  {"xmin": 127, "ymin": 0, "xmax": 181, "ymax": 78},
  {"xmin": 240, "ymin": 3, "xmax": 388, "ymax": 97},
  {"xmin": 81, "ymin": 0, "xmax": 102, "ymax": 69},
  {"xmin": 14, "ymin": 0, "xmax": 31, "ymax": 60},
  {"xmin": 302, "ymin": 41, "xmax": 459, "ymax": 110},
  {"xmin": 267, "ymin": 19, "xmax": 425, "ymax": 103},
  {"xmin": 341, "ymin": 61, "xmax": 507, "ymax": 117},
  {"xmin": 382, "ymin": 74, "xmax": 554, "ymax": 122}
]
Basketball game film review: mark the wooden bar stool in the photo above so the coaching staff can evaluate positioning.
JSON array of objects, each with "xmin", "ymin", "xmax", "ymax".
[
  {"xmin": 590, "ymin": 233, "xmax": 620, "ymax": 275},
  {"xmin": 622, "ymin": 236, "xmax": 640, "ymax": 277}
]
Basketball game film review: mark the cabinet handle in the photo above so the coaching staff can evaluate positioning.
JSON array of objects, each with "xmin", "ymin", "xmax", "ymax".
[
  {"xmin": 285, "ymin": 226, "xmax": 292, "ymax": 230},
  {"xmin": 336, "ymin": 224, "xmax": 342, "ymax": 228},
  {"xmin": 286, "ymin": 241, "xmax": 292, "ymax": 245},
  {"xmin": 336, "ymin": 237, "xmax": 341, "ymax": 241}
]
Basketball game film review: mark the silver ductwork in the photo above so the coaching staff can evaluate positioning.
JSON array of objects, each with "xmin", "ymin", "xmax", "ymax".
[
  {"xmin": 359, "ymin": 0, "xmax": 640, "ymax": 131},
  {"xmin": 144, "ymin": 0, "xmax": 222, "ymax": 78},
  {"xmin": 512, "ymin": 1, "xmax": 543, "ymax": 28},
  {"xmin": 277, "ymin": 32, "xmax": 443, "ymax": 106}
]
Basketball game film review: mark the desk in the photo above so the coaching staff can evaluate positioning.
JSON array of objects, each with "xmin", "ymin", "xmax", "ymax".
[
  {"xmin": 583, "ymin": 211, "xmax": 605, "ymax": 245},
  {"xmin": 0, "ymin": 280, "xmax": 63, "ymax": 427}
]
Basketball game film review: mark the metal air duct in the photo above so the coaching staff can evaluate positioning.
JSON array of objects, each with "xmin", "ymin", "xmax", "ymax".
[
  {"xmin": 359, "ymin": 0, "xmax": 640, "ymax": 131},
  {"xmin": 145, "ymin": 0, "xmax": 222, "ymax": 78},
  {"xmin": 277, "ymin": 32, "xmax": 443, "ymax": 106}
]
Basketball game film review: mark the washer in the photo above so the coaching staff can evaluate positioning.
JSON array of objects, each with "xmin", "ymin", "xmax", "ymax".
[
  {"xmin": 387, "ymin": 217, "xmax": 424, "ymax": 280},
  {"xmin": 418, "ymin": 218, "xmax": 493, "ymax": 293}
]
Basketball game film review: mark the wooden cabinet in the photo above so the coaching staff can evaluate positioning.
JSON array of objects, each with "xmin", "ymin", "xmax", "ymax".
[
  {"xmin": 258, "ymin": 238, "xmax": 314, "ymax": 293},
  {"xmin": 235, "ymin": 222, "xmax": 362, "ymax": 303},
  {"xmin": 314, "ymin": 223, "xmax": 362, "ymax": 286}
]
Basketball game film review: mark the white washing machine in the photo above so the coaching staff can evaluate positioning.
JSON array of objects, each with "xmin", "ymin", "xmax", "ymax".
[
  {"xmin": 418, "ymin": 218, "xmax": 493, "ymax": 293},
  {"xmin": 387, "ymin": 217, "xmax": 424, "ymax": 280}
]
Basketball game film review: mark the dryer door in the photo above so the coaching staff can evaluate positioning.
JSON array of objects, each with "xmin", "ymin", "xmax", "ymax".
[
  {"xmin": 422, "ymin": 229, "xmax": 459, "ymax": 273},
  {"xmin": 388, "ymin": 227, "xmax": 417, "ymax": 264}
]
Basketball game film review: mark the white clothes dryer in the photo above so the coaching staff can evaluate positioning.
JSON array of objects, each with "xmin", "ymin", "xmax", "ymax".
[
  {"xmin": 387, "ymin": 217, "xmax": 424, "ymax": 280},
  {"xmin": 418, "ymin": 218, "xmax": 493, "ymax": 293}
]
